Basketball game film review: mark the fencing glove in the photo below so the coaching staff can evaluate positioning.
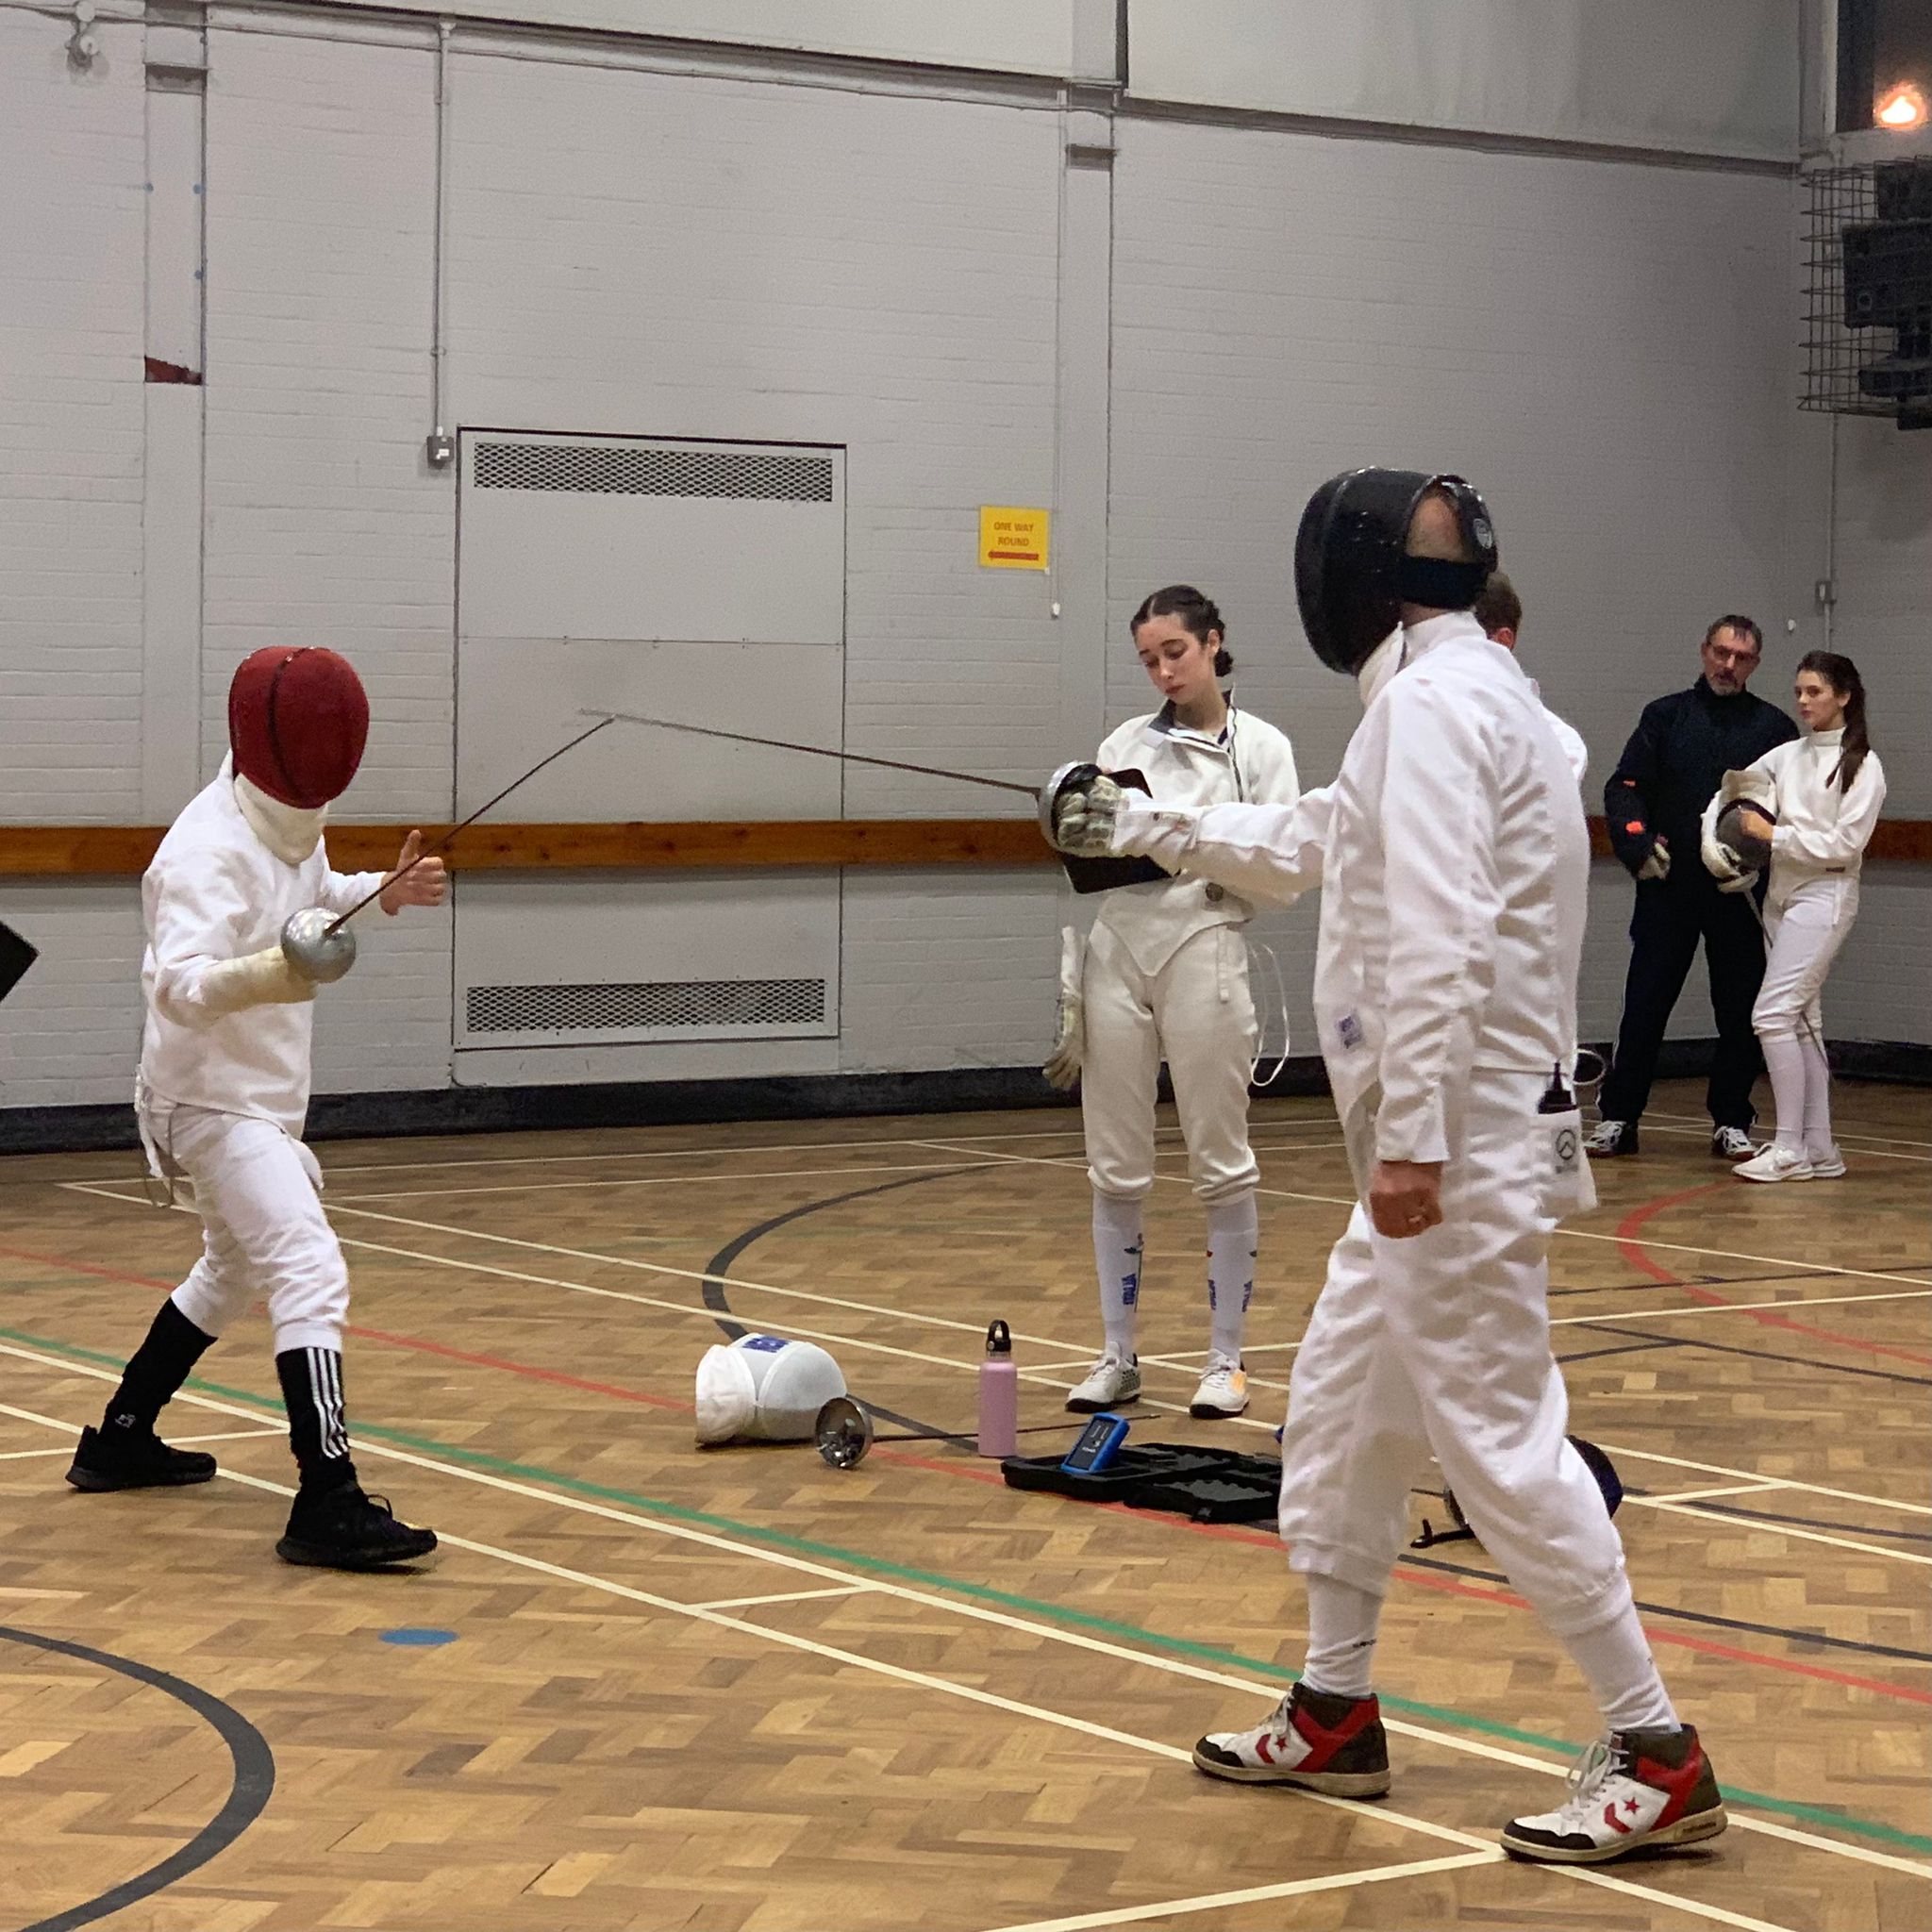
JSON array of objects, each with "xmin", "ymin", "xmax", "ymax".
[
  {"xmin": 1051, "ymin": 774, "xmax": 1124, "ymax": 857},
  {"xmin": 1042, "ymin": 926, "xmax": 1087, "ymax": 1091},
  {"xmin": 1635, "ymin": 836, "xmax": 1671, "ymax": 882}
]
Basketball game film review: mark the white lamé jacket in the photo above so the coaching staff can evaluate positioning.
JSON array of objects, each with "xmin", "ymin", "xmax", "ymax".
[
  {"xmin": 1109, "ymin": 614, "xmax": 1590, "ymax": 1168},
  {"xmin": 140, "ymin": 759, "xmax": 385, "ymax": 1138},
  {"xmin": 1089, "ymin": 703, "xmax": 1301, "ymax": 976},
  {"xmin": 1701, "ymin": 726, "xmax": 1886, "ymax": 909}
]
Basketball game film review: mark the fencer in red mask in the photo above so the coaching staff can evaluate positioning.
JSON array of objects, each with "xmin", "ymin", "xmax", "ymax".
[{"xmin": 68, "ymin": 646, "xmax": 447, "ymax": 1572}]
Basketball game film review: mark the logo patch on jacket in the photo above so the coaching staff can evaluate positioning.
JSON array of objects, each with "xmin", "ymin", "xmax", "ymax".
[{"xmin": 1337, "ymin": 1013, "xmax": 1364, "ymax": 1050}]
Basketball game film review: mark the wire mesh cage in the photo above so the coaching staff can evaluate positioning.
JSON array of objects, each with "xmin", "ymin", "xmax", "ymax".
[{"xmin": 1803, "ymin": 158, "xmax": 1932, "ymax": 426}]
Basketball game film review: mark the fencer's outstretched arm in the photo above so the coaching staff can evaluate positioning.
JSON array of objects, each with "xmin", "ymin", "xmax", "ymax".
[
  {"xmin": 147, "ymin": 856, "xmax": 315, "ymax": 1020},
  {"xmin": 1109, "ymin": 789, "xmax": 1334, "ymax": 907},
  {"xmin": 1371, "ymin": 687, "xmax": 1502, "ymax": 1164}
]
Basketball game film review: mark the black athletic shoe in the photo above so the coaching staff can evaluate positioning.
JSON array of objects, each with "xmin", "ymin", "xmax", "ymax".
[
  {"xmin": 1582, "ymin": 1120, "xmax": 1639, "ymax": 1157},
  {"xmin": 65, "ymin": 1423, "xmax": 217, "ymax": 1492},
  {"xmin": 276, "ymin": 1481, "xmax": 438, "ymax": 1572}
]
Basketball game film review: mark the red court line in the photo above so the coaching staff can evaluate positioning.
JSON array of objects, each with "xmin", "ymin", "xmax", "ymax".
[
  {"xmin": 1611, "ymin": 1188, "xmax": 1932, "ymax": 1368},
  {"xmin": 9, "ymin": 1237, "xmax": 1927, "ymax": 1706},
  {"xmin": 870, "ymin": 1452, "xmax": 1932, "ymax": 1706}
]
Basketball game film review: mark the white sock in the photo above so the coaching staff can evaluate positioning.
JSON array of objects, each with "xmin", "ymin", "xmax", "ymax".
[
  {"xmin": 1204, "ymin": 1191, "xmax": 1258, "ymax": 1363},
  {"xmin": 1799, "ymin": 1028, "xmax": 1833, "ymax": 1158},
  {"xmin": 1091, "ymin": 1193, "xmax": 1143, "ymax": 1360},
  {"xmin": 1758, "ymin": 1030, "xmax": 1807, "ymax": 1152},
  {"xmin": 1302, "ymin": 1574, "xmax": 1382, "ymax": 1699},
  {"xmin": 1565, "ymin": 1607, "xmax": 1678, "ymax": 1733}
]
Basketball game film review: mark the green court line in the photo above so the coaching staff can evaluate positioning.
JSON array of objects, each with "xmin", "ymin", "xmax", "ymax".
[{"xmin": 9, "ymin": 1321, "xmax": 1930, "ymax": 1862}]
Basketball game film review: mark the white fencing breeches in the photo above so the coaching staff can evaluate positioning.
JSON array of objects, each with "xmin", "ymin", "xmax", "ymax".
[
  {"xmin": 153, "ymin": 1107, "xmax": 349, "ymax": 1354},
  {"xmin": 1081, "ymin": 922, "xmax": 1258, "ymax": 1204},
  {"xmin": 1754, "ymin": 874, "xmax": 1856, "ymax": 1041},
  {"xmin": 1278, "ymin": 1072, "xmax": 1634, "ymax": 1640}
]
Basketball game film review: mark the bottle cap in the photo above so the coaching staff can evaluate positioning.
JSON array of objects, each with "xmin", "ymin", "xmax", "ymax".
[{"xmin": 985, "ymin": 1319, "xmax": 1012, "ymax": 1357}]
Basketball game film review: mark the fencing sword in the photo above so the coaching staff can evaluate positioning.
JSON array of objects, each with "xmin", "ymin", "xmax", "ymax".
[
  {"xmin": 279, "ymin": 714, "xmax": 618, "ymax": 980},
  {"xmin": 584, "ymin": 708, "xmax": 1104, "ymax": 848}
]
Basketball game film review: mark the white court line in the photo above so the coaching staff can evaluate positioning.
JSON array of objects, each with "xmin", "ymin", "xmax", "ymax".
[
  {"xmin": 1645, "ymin": 1109, "xmax": 1932, "ymax": 1154},
  {"xmin": 912, "ymin": 1138, "xmax": 1932, "ymax": 1291},
  {"xmin": 1636, "ymin": 1122, "xmax": 1932, "ymax": 1165},
  {"xmin": 982, "ymin": 1851, "xmax": 1506, "ymax": 1932},
  {"xmin": 690, "ymin": 1586, "xmax": 874, "ymax": 1611},
  {"xmin": 327, "ymin": 1157, "xmax": 1008, "ymax": 1203},
  {"xmin": 0, "ymin": 1425, "xmax": 280, "ymax": 1464},
  {"xmin": 1621, "ymin": 1499, "xmax": 1932, "ymax": 1568},
  {"xmin": 0, "ymin": 1343, "xmax": 1914, "ymax": 1895},
  {"xmin": 1642, "ymin": 1482, "xmax": 1790, "ymax": 1504},
  {"xmin": 52, "ymin": 1180, "xmax": 1928, "ymax": 1519}
]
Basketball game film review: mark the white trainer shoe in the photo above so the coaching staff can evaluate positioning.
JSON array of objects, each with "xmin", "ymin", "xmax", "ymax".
[
  {"xmin": 1064, "ymin": 1353, "xmax": 1140, "ymax": 1413},
  {"xmin": 1501, "ymin": 1727, "xmax": 1726, "ymax": 1864},
  {"xmin": 1189, "ymin": 1355, "xmax": 1249, "ymax": 1419},
  {"xmin": 1193, "ymin": 1684, "xmax": 1391, "ymax": 1795},
  {"xmin": 1735, "ymin": 1143, "xmax": 1813, "ymax": 1183},
  {"xmin": 1806, "ymin": 1144, "xmax": 1847, "ymax": 1178}
]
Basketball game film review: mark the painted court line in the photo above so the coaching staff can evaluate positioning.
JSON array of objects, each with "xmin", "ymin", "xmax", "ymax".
[
  {"xmin": 0, "ymin": 1336, "xmax": 1920, "ymax": 1887},
  {"xmin": 981, "ymin": 1851, "xmax": 1506, "ymax": 1932},
  {"xmin": 0, "ymin": 1390, "xmax": 1816, "ymax": 1932},
  {"xmin": 911, "ymin": 1139, "xmax": 1932, "ymax": 1291},
  {"xmin": 38, "ymin": 1190, "xmax": 1931, "ymax": 1523},
  {"xmin": 1624, "ymin": 1499, "xmax": 1932, "ymax": 1568},
  {"xmin": 328, "ymin": 1157, "xmax": 1008, "ymax": 1203},
  {"xmin": 1643, "ymin": 1109, "xmax": 1932, "ymax": 1154},
  {"xmin": 691, "ymin": 1586, "xmax": 874, "ymax": 1611}
]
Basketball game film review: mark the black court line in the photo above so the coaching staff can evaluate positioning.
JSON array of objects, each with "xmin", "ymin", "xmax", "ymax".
[
  {"xmin": 1572, "ymin": 1320, "xmax": 1932, "ymax": 1390},
  {"xmin": 701, "ymin": 1166, "xmax": 994, "ymax": 1447},
  {"xmin": 1630, "ymin": 1494, "xmax": 1932, "ymax": 1547},
  {"xmin": 1398, "ymin": 1554, "xmax": 1932, "ymax": 1666},
  {"xmin": 702, "ymin": 1166, "xmax": 1932, "ymax": 1673},
  {"xmin": 1556, "ymin": 1337, "xmax": 1687, "ymax": 1366},
  {"xmin": 4, "ymin": 1624, "xmax": 275, "ymax": 1932}
]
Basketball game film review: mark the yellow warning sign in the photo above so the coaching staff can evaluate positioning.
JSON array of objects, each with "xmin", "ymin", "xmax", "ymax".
[{"xmin": 979, "ymin": 506, "xmax": 1050, "ymax": 571}]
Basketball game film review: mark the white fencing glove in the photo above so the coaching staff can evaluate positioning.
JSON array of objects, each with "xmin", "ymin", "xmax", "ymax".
[
  {"xmin": 1049, "ymin": 774, "xmax": 1124, "ymax": 856},
  {"xmin": 1701, "ymin": 824, "xmax": 1744, "ymax": 884},
  {"xmin": 1716, "ymin": 867, "xmax": 1761, "ymax": 895},
  {"xmin": 1042, "ymin": 926, "xmax": 1086, "ymax": 1091},
  {"xmin": 198, "ymin": 947, "xmax": 318, "ymax": 1014},
  {"xmin": 1635, "ymin": 835, "xmax": 1671, "ymax": 882}
]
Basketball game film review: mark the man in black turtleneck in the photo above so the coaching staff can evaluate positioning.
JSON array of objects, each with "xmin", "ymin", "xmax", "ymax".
[{"xmin": 1588, "ymin": 615, "xmax": 1798, "ymax": 1158}]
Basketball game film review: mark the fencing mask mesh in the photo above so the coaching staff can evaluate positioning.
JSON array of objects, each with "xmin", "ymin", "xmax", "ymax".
[{"xmin": 1295, "ymin": 469, "xmax": 1499, "ymax": 675}]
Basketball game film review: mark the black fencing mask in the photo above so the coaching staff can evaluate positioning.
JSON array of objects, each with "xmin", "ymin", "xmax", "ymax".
[{"xmin": 1294, "ymin": 469, "xmax": 1499, "ymax": 675}]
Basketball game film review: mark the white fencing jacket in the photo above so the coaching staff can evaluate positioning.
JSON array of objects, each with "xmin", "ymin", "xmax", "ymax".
[
  {"xmin": 140, "ymin": 759, "xmax": 385, "ymax": 1137},
  {"xmin": 1090, "ymin": 703, "xmax": 1301, "ymax": 978},
  {"xmin": 1108, "ymin": 614, "xmax": 1589, "ymax": 1166},
  {"xmin": 1701, "ymin": 727, "xmax": 1886, "ymax": 902}
]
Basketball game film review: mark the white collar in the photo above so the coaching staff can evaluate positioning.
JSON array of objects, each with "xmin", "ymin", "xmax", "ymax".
[
  {"xmin": 1807, "ymin": 725, "xmax": 1845, "ymax": 747},
  {"xmin": 226, "ymin": 754, "xmax": 327, "ymax": 864},
  {"xmin": 1401, "ymin": 609, "xmax": 1491, "ymax": 658}
]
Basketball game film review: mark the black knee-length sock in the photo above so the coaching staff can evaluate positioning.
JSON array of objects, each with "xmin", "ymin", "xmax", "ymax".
[
  {"xmin": 275, "ymin": 1346, "xmax": 357, "ymax": 1491},
  {"xmin": 101, "ymin": 1299, "xmax": 216, "ymax": 1434}
]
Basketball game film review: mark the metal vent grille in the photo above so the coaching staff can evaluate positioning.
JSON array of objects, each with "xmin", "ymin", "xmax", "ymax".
[
  {"xmin": 467, "ymin": 977, "xmax": 827, "ymax": 1035},
  {"xmin": 473, "ymin": 441, "xmax": 836, "ymax": 502}
]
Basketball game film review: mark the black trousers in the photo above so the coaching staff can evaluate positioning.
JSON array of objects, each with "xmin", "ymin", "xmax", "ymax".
[{"xmin": 1600, "ymin": 877, "xmax": 1765, "ymax": 1130}]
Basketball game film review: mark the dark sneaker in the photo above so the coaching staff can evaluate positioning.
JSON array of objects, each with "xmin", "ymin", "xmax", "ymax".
[
  {"xmin": 1502, "ymin": 1726, "xmax": 1726, "ymax": 1863},
  {"xmin": 1582, "ymin": 1120, "xmax": 1638, "ymax": 1157},
  {"xmin": 1710, "ymin": 1125, "xmax": 1757, "ymax": 1161},
  {"xmin": 1192, "ymin": 1684, "xmax": 1391, "ymax": 1796},
  {"xmin": 65, "ymin": 1423, "xmax": 216, "ymax": 1492},
  {"xmin": 276, "ymin": 1481, "xmax": 438, "ymax": 1572}
]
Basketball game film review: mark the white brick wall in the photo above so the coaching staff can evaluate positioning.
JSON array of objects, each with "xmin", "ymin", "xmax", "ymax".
[
  {"xmin": 0, "ymin": 11, "xmax": 147, "ymax": 824},
  {"xmin": 5, "ymin": 20, "xmax": 1924, "ymax": 1123},
  {"xmin": 1107, "ymin": 118, "xmax": 1801, "ymax": 1047}
]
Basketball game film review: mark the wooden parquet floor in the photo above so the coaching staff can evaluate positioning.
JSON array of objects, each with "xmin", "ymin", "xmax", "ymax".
[{"xmin": 2, "ymin": 1077, "xmax": 1927, "ymax": 1931}]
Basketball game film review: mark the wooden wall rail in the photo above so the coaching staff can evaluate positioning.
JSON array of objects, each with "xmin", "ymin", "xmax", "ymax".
[{"xmin": 3, "ymin": 817, "xmax": 1928, "ymax": 876}]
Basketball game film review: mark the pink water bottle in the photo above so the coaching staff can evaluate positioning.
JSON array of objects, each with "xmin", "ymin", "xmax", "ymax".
[{"xmin": 977, "ymin": 1319, "xmax": 1018, "ymax": 1458}]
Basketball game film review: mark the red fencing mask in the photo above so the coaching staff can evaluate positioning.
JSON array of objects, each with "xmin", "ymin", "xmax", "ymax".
[{"xmin": 228, "ymin": 647, "xmax": 369, "ymax": 808}]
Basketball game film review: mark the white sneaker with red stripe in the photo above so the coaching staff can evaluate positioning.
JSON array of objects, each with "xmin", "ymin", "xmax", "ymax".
[
  {"xmin": 1501, "ymin": 1727, "xmax": 1726, "ymax": 1863},
  {"xmin": 1191, "ymin": 1683, "xmax": 1391, "ymax": 1796}
]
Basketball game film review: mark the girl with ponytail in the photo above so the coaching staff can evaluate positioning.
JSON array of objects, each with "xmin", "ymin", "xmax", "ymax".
[
  {"xmin": 1700, "ymin": 651, "xmax": 1886, "ymax": 1181},
  {"xmin": 1046, "ymin": 586, "xmax": 1301, "ymax": 1420}
]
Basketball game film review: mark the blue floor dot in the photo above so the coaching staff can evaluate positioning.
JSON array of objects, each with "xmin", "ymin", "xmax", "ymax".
[{"xmin": 379, "ymin": 1627, "xmax": 458, "ymax": 1647}]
